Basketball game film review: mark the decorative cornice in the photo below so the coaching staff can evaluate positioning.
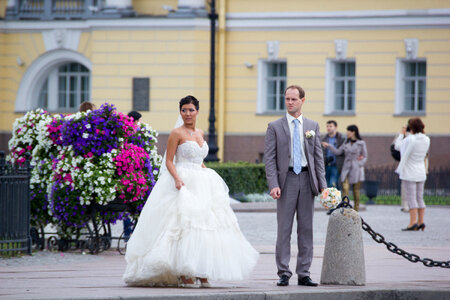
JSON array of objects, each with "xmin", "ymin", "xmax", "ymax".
[
  {"xmin": 226, "ymin": 8, "xmax": 450, "ymax": 30},
  {"xmin": 0, "ymin": 18, "xmax": 211, "ymax": 32},
  {"xmin": 227, "ymin": 8, "xmax": 450, "ymax": 19}
]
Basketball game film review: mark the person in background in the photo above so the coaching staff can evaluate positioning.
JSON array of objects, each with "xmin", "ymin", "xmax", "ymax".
[
  {"xmin": 321, "ymin": 120, "xmax": 345, "ymax": 189},
  {"xmin": 79, "ymin": 101, "xmax": 96, "ymax": 112},
  {"xmin": 322, "ymin": 125, "xmax": 368, "ymax": 211},
  {"xmin": 393, "ymin": 126, "xmax": 411, "ymax": 213},
  {"xmin": 394, "ymin": 118, "xmax": 430, "ymax": 231},
  {"xmin": 122, "ymin": 111, "xmax": 143, "ymax": 242},
  {"xmin": 128, "ymin": 111, "xmax": 142, "ymax": 126}
]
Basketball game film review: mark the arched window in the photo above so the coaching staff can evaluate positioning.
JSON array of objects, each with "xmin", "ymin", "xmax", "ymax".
[
  {"xmin": 15, "ymin": 49, "xmax": 91, "ymax": 113},
  {"xmin": 37, "ymin": 62, "xmax": 90, "ymax": 112}
]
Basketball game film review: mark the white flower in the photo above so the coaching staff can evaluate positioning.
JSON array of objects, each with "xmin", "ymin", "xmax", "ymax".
[{"xmin": 305, "ymin": 130, "xmax": 316, "ymax": 139}]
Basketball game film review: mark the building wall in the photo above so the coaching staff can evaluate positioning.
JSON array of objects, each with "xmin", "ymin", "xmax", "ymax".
[
  {"xmin": 223, "ymin": 29, "xmax": 450, "ymax": 136},
  {"xmin": 0, "ymin": 32, "xmax": 47, "ymax": 138},
  {"xmin": 132, "ymin": 0, "xmax": 178, "ymax": 16},
  {"xmin": 89, "ymin": 28, "xmax": 211, "ymax": 132}
]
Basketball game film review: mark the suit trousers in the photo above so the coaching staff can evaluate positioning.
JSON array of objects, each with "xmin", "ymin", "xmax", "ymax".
[{"xmin": 276, "ymin": 170, "xmax": 314, "ymax": 278}]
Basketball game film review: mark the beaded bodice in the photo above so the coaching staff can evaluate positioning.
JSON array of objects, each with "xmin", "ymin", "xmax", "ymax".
[{"xmin": 175, "ymin": 141, "xmax": 208, "ymax": 168}]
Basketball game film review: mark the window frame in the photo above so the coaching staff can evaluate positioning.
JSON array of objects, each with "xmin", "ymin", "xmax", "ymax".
[
  {"xmin": 38, "ymin": 62, "xmax": 91, "ymax": 113},
  {"xmin": 395, "ymin": 58, "xmax": 427, "ymax": 116},
  {"xmin": 324, "ymin": 58, "xmax": 356, "ymax": 116},
  {"xmin": 257, "ymin": 59, "xmax": 287, "ymax": 115}
]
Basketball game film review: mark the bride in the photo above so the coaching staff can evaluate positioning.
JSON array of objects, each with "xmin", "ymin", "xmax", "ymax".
[{"xmin": 123, "ymin": 95, "xmax": 259, "ymax": 288}]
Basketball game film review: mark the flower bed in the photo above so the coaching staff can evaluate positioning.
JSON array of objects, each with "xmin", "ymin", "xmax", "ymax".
[{"xmin": 8, "ymin": 104, "xmax": 161, "ymax": 239}]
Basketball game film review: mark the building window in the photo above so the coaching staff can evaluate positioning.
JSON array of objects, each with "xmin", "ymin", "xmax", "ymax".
[
  {"xmin": 257, "ymin": 60, "xmax": 287, "ymax": 114},
  {"xmin": 325, "ymin": 60, "xmax": 355, "ymax": 115},
  {"xmin": 38, "ymin": 62, "xmax": 90, "ymax": 112},
  {"xmin": 396, "ymin": 60, "xmax": 426, "ymax": 114}
]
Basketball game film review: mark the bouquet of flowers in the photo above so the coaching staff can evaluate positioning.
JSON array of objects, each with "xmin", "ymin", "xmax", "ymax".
[
  {"xmin": 8, "ymin": 104, "xmax": 162, "ymax": 238},
  {"xmin": 319, "ymin": 187, "xmax": 342, "ymax": 210}
]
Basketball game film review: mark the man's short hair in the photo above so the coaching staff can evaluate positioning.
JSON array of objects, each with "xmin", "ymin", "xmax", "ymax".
[
  {"xmin": 284, "ymin": 85, "xmax": 305, "ymax": 99},
  {"xmin": 326, "ymin": 120, "xmax": 337, "ymax": 127}
]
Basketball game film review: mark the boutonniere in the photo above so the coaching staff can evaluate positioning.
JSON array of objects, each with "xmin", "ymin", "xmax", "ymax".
[{"xmin": 305, "ymin": 130, "xmax": 315, "ymax": 139}]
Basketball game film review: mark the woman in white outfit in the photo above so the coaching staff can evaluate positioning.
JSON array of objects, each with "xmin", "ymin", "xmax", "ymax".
[
  {"xmin": 123, "ymin": 95, "xmax": 259, "ymax": 288},
  {"xmin": 394, "ymin": 118, "xmax": 430, "ymax": 231}
]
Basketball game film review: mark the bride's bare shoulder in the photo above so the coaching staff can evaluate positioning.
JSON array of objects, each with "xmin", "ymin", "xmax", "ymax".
[
  {"xmin": 197, "ymin": 128, "xmax": 205, "ymax": 137},
  {"xmin": 170, "ymin": 127, "xmax": 184, "ymax": 136}
]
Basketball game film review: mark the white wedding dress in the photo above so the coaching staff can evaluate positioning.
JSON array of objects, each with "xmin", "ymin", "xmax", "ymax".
[{"xmin": 123, "ymin": 140, "xmax": 259, "ymax": 286}]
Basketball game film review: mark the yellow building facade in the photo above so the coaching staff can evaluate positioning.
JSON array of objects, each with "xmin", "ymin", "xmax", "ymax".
[{"xmin": 1, "ymin": 0, "xmax": 449, "ymax": 167}]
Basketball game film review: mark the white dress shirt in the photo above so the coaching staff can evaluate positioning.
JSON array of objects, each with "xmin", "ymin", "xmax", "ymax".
[{"xmin": 286, "ymin": 113, "xmax": 308, "ymax": 168}]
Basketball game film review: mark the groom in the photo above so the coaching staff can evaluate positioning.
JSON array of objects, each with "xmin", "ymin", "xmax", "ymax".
[{"xmin": 264, "ymin": 85, "xmax": 326, "ymax": 287}]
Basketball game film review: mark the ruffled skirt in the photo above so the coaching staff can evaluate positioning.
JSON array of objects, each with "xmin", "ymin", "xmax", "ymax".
[{"xmin": 122, "ymin": 166, "xmax": 259, "ymax": 286}]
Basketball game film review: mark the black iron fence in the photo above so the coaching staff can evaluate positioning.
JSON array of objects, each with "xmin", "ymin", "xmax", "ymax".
[
  {"xmin": 364, "ymin": 166, "xmax": 450, "ymax": 196},
  {"xmin": 0, "ymin": 151, "xmax": 32, "ymax": 255},
  {"xmin": 362, "ymin": 166, "xmax": 450, "ymax": 205}
]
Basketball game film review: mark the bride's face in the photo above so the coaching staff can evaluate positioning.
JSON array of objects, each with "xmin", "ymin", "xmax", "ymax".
[{"xmin": 180, "ymin": 103, "xmax": 198, "ymax": 125}]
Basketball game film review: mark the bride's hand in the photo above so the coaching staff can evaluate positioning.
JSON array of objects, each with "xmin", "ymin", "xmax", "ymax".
[{"xmin": 175, "ymin": 179, "xmax": 185, "ymax": 190}]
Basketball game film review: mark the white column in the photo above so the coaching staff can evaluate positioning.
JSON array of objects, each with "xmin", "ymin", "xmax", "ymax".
[
  {"xmin": 178, "ymin": 0, "xmax": 205, "ymax": 9},
  {"xmin": 105, "ymin": 0, "xmax": 132, "ymax": 8}
]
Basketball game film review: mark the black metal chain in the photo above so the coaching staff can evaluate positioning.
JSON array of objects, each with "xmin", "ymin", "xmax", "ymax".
[{"xmin": 329, "ymin": 196, "xmax": 450, "ymax": 269}]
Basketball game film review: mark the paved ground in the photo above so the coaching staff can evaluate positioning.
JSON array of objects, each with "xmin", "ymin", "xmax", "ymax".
[{"xmin": 1, "ymin": 205, "xmax": 449, "ymax": 299}]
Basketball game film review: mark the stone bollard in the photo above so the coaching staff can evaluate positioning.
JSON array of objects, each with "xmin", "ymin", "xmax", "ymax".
[{"xmin": 320, "ymin": 208, "xmax": 366, "ymax": 285}]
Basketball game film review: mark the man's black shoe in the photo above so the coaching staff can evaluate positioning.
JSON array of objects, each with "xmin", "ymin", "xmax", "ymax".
[
  {"xmin": 298, "ymin": 276, "xmax": 318, "ymax": 287},
  {"xmin": 277, "ymin": 275, "xmax": 290, "ymax": 286}
]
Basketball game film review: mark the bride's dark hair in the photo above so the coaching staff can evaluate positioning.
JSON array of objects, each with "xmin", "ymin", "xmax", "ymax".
[{"xmin": 179, "ymin": 95, "xmax": 200, "ymax": 111}]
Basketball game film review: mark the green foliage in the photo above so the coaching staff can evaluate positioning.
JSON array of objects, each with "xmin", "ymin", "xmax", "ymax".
[
  {"xmin": 205, "ymin": 162, "xmax": 268, "ymax": 195},
  {"xmin": 0, "ymin": 242, "xmax": 25, "ymax": 258},
  {"xmin": 360, "ymin": 195, "xmax": 450, "ymax": 205}
]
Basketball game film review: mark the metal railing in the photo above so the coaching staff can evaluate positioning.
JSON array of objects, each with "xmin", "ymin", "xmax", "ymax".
[
  {"xmin": 364, "ymin": 166, "xmax": 450, "ymax": 197},
  {"xmin": 0, "ymin": 151, "xmax": 32, "ymax": 255},
  {"xmin": 5, "ymin": 0, "xmax": 135, "ymax": 20}
]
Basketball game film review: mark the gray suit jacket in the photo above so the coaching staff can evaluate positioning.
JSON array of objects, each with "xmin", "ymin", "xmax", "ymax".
[{"xmin": 264, "ymin": 115, "xmax": 327, "ymax": 196}]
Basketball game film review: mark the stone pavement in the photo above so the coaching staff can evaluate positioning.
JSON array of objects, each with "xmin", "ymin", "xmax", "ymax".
[{"xmin": 1, "ymin": 205, "xmax": 449, "ymax": 300}]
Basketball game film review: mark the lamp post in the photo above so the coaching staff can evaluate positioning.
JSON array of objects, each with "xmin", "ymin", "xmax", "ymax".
[{"xmin": 205, "ymin": 0, "xmax": 219, "ymax": 162}]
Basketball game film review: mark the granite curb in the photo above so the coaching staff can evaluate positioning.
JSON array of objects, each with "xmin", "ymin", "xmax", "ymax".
[
  {"xmin": 15, "ymin": 289, "xmax": 450, "ymax": 300},
  {"xmin": 230, "ymin": 201, "xmax": 366, "ymax": 212}
]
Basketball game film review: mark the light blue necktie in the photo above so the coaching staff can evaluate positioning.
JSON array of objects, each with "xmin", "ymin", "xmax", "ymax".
[{"xmin": 293, "ymin": 119, "xmax": 302, "ymax": 175}]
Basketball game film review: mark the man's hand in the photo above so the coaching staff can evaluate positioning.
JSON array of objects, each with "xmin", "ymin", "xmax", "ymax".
[{"xmin": 270, "ymin": 187, "xmax": 281, "ymax": 200}]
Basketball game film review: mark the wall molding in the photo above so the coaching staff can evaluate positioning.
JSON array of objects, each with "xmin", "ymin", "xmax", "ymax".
[
  {"xmin": 226, "ymin": 8, "xmax": 450, "ymax": 30},
  {"xmin": 0, "ymin": 18, "xmax": 210, "ymax": 33}
]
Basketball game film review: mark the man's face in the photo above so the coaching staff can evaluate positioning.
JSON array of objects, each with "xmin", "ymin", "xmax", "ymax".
[
  {"xmin": 285, "ymin": 88, "xmax": 305, "ymax": 116},
  {"xmin": 327, "ymin": 123, "xmax": 337, "ymax": 135}
]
